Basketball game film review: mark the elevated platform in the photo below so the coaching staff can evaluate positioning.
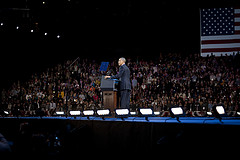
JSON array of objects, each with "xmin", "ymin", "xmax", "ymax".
[{"xmin": 1, "ymin": 116, "xmax": 240, "ymax": 159}]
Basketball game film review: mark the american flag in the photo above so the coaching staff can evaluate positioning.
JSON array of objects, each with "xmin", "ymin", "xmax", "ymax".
[{"xmin": 200, "ymin": 7, "xmax": 240, "ymax": 57}]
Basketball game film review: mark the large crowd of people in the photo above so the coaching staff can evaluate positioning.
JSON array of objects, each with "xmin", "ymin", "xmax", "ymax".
[{"xmin": 1, "ymin": 52, "xmax": 240, "ymax": 117}]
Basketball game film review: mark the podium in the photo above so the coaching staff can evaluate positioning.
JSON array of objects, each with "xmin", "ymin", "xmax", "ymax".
[{"xmin": 100, "ymin": 76, "xmax": 120, "ymax": 112}]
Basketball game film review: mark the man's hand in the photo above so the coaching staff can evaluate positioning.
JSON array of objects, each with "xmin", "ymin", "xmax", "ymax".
[{"xmin": 104, "ymin": 76, "xmax": 111, "ymax": 79}]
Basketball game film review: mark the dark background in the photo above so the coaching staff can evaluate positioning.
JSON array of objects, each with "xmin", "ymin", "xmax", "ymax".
[{"xmin": 0, "ymin": 0, "xmax": 240, "ymax": 90}]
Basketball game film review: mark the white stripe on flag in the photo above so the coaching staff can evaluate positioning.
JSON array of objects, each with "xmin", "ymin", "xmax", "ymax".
[
  {"xmin": 201, "ymin": 43, "xmax": 240, "ymax": 49},
  {"xmin": 235, "ymin": 18, "xmax": 240, "ymax": 22},
  {"xmin": 234, "ymin": 9, "xmax": 240, "ymax": 14},
  {"xmin": 201, "ymin": 35, "xmax": 240, "ymax": 41},
  {"xmin": 235, "ymin": 26, "xmax": 240, "ymax": 30}
]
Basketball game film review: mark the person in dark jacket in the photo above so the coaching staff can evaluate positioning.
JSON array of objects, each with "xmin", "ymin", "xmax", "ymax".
[{"xmin": 105, "ymin": 57, "xmax": 131, "ymax": 109}]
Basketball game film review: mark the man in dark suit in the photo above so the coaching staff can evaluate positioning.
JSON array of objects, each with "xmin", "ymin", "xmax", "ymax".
[{"xmin": 105, "ymin": 57, "xmax": 131, "ymax": 109}]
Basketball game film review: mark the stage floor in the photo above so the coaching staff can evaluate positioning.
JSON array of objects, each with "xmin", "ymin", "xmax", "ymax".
[{"xmin": 2, "ymin": 116, "xmax": 240, "ymax": 125}]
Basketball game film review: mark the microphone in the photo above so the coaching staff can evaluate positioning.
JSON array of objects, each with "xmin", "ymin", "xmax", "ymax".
[{"xmin": 107, "ymin": 69, "xmax": 112, "ymax": 75}]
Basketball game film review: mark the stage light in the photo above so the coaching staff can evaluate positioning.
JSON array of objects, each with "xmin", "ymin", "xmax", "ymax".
[
  {"xmin": 130, "ymin": 111, "xmax": 137, "ymax": 116},
  {"xmin": 96, "ymin": 109, "xmax": 111, "ymax": 119},
  {"xmin": 169, "ymin": 107, "xmax": 185, "ymax": 122},
  {"xmin": 171, "ymin": 107, "xmax": 183, "ymax": 115},
  {"xmin": 96, "ymin": 109, "xmax": 110, "ymax": 116},
  {"xmin": 115, "ymin": 109, "xmax": 130, "ymax": 120},
  {"xmin": 69, "ymin": 111, "xmax": 81, "ymax": 117},
  {"xmin": 0, "ymin": 110, "xmax": 9, "ymax": 117},
  {"xmin": 83, "ymin": 110, "xmax": 95, "ymax": 118},
  {"xmin": 138, "ymin": 108, "xmax": 155, "ymax": 121},
  {"xmin": 139, "ymin": 108, "xmax": 154, "ymax": 116},
  {"xmin": 154, "ymin": 111, "xmax": 161, "ymax": 116},
  {"xmin": 55, "ymin": 111, "xmax": 65, "ymax": 116},
  {"xmin": 215, "ymin": 106, "xmax": 225, "ymax": 115},
  {"xmin": 4, "ymin": 111, "xmax": 9, "ymax": 115},
  {"xmin": 69, "ymin": 111, "xmax": 81, "ymax": 119},
  {"xmin": 115, "ymin": 108, "xmax": 130, "ymax": 116},
  {"xmin": 212, "ymin": 105, "xmax": 226, "ymax": 122},
  {"xmin": 207, "ymin": 111, "xmax": 212, "ymax": 116}
]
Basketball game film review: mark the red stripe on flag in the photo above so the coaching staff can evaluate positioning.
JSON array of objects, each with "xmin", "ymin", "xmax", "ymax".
[
  {"xmin": 201, "ymin": 47, "xmax": 240, "ymax": 53},
  {"xmin": 235, "ymin": 13, "xmax": 240, "ymax": 17},
  {"xmin": 201, "ymin": 39, "xmax": 240, "ymax": 44}
]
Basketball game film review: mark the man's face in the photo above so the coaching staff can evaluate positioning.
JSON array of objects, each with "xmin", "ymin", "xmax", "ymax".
[{"xmin": 118, "ymin": 59, "xmax": 123, "ymax": 66}]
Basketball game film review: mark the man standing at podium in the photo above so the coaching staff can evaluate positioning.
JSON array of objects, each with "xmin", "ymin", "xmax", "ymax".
[{"xmin": 105, "ymin": 57, "xmax": 131, "ymax": 109}]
